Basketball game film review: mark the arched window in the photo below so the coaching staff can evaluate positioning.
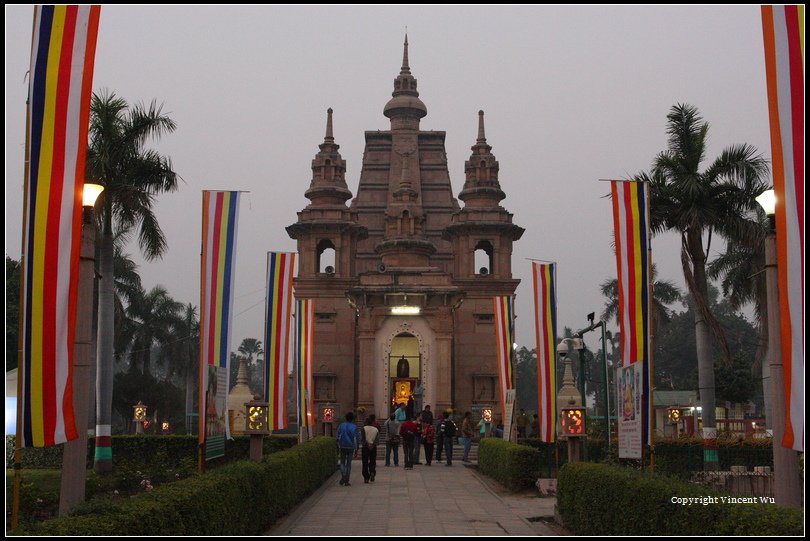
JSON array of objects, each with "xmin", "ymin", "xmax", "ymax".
[
  {"xmin": 474, "ymin": 240, "xmax": 493, "ymax": 275},
  {"xmin": 316, "ymin": 239, "xmax": 336, "ymax": 273}
]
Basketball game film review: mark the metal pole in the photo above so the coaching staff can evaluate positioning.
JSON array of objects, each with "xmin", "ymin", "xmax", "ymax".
[
  {"xmin": 577, "ymin": 346, "xmax": 586, "ymax": 411},
  {"xmin": 601, "ymin": 321, "xmax": 610, "ymax": 449},
  {"xmin": 764, "ymin": 222, "xmax": 802, "ymax": 507}
]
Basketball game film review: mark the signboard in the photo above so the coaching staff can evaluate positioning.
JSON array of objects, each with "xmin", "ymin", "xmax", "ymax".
[
  {"xmin": 503, "ymin": 389, "xmax": 517, "ymax": 441},
  {"xmin": 617, "ymin": 363, "xmax": 643, "ymax": 458},
  {"xmin": 204, "ymin": 365, "xmax": 227, "ymax": 460}
]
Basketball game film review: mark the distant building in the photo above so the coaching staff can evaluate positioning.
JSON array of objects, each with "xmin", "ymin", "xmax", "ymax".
[{"xmin": 287, "ymin": 37, "xmax": 523, "ymax": 435}]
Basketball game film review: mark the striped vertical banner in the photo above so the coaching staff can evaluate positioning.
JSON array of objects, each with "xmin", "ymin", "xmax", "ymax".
[
  {"xmin": 20, "ymin": 5, "xmax": 101, "ymax": 448},
  {"xmin": 611, "ymin": 180, "xmax": 651, "ymax": 453},
  {"xmin": 265, "ymin": 252, "xmax": 296, "ymax": 430},
  {"xmin": 610, "ymin": 181, "xmax": 650, "ymax": 366},
  {"xmin": 296, "ymin": 298, "xmax": 315, "ymax": 434},
  {"xmin": 493, "ymin": 296, "xmax": 515, "ymax": 418},
  {"xmin": 532, "ymin": 262, "xmax": 557, "ymax": 443},
  {"xmin": 198, "ymin": 190, "xmax": 241, "ymax": 451},
  {"xmin": 761, "ymin": 5, "xmax": 804, "ymax": 452}
]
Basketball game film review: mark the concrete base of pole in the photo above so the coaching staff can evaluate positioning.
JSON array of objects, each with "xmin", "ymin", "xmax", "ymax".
[{"xmin": 250, "ymin": 434, "xmax": 263, "ymax": 462}]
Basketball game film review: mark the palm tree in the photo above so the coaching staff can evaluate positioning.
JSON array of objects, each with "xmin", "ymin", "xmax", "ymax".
[
  {"xmin": 86, "ymin": 90, "xmax": 178, "ymax": 472},
  {"xmin": 599, "ymin": 263, "xmax": 682, "ymax": 331},
  {"xmin": 164, "ymin": 303, "xmax": 199, "ymax": 434},
  {"xmin": 645, "ymin": 103, "xmax": 768, "ymax": 468},
  {"xmin": 708, "ymin": 213, "xmax": 769, "ymax": 424},
  {"xmin": 238, "ymin": 338, "xmax": 264, "ymax": 391},
  {"xmin": 117, "ymin": 285, "xmax": 184, "ymax": 376}
]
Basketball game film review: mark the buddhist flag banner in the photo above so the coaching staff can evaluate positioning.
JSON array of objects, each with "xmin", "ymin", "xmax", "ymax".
[
  {"xmin": 20, "ymin": 5, "xmax": 101, "ymax": 448},
  {"xmin": 761, "ymin": 5, "xmax": 804, "ymax": 452},
  {"xmin": 198, "ymin": 190, "xmax": 241, "ymax": 455},
  {"xmin": 493, "ymin": 296, "xmax": 515, "ymax": 419},
  {"xmin": 610, "ymin": 181, "xmax": 650, "ymax": 366},
  {"xmin": 532, "ymin": 262, "xmax": 557, "ymax": 443},
  {"xmin": 265, "ymin": 252, "xmax": 296, "ymax": 430},
  {"xmin": 296, "ymin": 298, "xmax": 315, "ymax": 434},
  {"xmin": 610, "ymin": 180, "xmax": 651, "ymax": 456}
]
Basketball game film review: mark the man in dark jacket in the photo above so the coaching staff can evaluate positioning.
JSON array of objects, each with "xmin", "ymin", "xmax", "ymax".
[{"xmin": 440, "ymin": 412, "xmax": 457, "ymax": 466}]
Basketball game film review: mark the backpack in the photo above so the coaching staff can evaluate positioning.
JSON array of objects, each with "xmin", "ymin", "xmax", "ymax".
[{"xmin": 442, "ymin": 419, "xmax": 457, "ymax": 437}]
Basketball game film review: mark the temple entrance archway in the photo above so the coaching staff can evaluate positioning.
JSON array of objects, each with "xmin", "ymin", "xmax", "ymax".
[{"xmin": 375, "ymin": 318, "xmax": 436, "ymax": 419}]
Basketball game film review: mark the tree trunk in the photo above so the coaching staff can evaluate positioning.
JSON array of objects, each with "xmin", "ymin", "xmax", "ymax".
[
  {"xmin": 685, "ymin": 230, "xmax": 718, "ymax": 470},
  {"xmin": 94, "ymin": 210, "xmax": 115, "ymax": 473}
]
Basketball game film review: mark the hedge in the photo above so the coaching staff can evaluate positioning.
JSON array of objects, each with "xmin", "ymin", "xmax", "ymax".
[
  {"xmin": 558, "ymin": 463, "xmax": 803, "ymax": 536},
  {"xmin": 14, "ymin": 437, "xmax": 338, "ymax": 535},
  {"xmin": 477, "ymin": 438, "xmax": 541, "ymax": 491},
  {"xmin": 6, "ymin": 434, "xmax": 297, "ymax": 470},
  {"xmin": 654, "ymin": 438, "xmax": 774, "ymax": 479}
]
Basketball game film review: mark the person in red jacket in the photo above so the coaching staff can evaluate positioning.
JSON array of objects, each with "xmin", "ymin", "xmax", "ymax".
[{"xmin": 399, "ymin": 417, "xmax": 419, "ymax": 470}]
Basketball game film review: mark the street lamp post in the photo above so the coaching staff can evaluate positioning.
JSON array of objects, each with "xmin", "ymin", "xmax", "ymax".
[
  {"xmin": 58, "ymin": 183, "xmax": 103, "ymax": 516},
  {"xmin": 756, "ymin": 190, "xmax": 802, "ymax": 507}
]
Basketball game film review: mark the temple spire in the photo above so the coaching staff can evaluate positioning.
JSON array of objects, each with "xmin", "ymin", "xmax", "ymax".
[
  {"xmin": 477, "ymin": 110, "xmax": 486, "ymax": 143},
  {"xmin": 324, "ymin": 107, "xmax": 334, "ymax": 143},
  {"xmin": 401, "ymin": 34, "xmax": 410, "ymax": 74}
]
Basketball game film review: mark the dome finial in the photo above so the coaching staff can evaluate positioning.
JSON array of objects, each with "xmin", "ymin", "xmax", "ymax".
[
  {"xmin": 477, "ymin": 110, "xmax": 486, "ymax": 143},
  {"xmin": 401, "ymin": 32, "xmax": 410, "ymax": 74},
  {"xmin": 325, "ymin": 107, "xmax": 334, "ymax": 142}
]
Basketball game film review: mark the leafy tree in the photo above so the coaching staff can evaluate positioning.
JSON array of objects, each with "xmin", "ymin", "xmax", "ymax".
[
  {"xmin": 164, "ymin": 303, "xmax": 199, "ymax": 434},
  {"xmin": 86, "ymin": 90, "xmax": 177, "ymax": 472},
  {"xmin": 6, "ymin": 257, "xmax": 20, "ymax": 371},
  {"xmin": 643, "ymin": 103, "xmax": 768, "ymax": 467},
  {"xmin": 515, "ymin": 346, "xmax": 537, "ymax": 412}
]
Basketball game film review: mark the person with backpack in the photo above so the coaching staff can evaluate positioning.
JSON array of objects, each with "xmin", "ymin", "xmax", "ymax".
[
  {"xmin": 399, "ymin": 417, "xmax": 419, "ymax": 470},
  {"xmin": 440, "ymin": 411, "xmax": 457, "ymax": 466},
  {"xmin": 336, "ymin": 412, "xmax": 360, "ymax": 486}
]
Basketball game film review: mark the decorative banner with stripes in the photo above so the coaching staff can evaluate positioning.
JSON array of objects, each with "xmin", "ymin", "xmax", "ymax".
[
  {"xmin": 610, "ymin": 180, "xmax": 651, "ymax": 456},
  {"xmin": 493, "ymin": 296, "xmax": 515, "ymax": 419},
  {"xmin": 198, "ymin": 190, "xmax": 241, "ymax": 454},
  {"xmin": 532, "ymin": 262, "xmax": 557, "ymax": 443},
  {"xmin": 761, "ymin": 5, "xmax": 804, "ymax": 452},
  {"xmin": 296, "ymin": 298, "xmax": 315, "ymax": 435},
  {"xmin": 20, "ymin": 5, "xmax": 101, "ymax": 448},
  {"xmin": 610, "ymin": 180, "xmax": 650, "ymax": 366},
  {"xmin": 265, "ymin": 252, "xmax": 296, "ymax": 430}
]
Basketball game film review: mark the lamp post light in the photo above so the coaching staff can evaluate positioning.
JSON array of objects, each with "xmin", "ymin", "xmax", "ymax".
[
  {"xmin": 245, "ymin": 395, "xmax": 270, "ymax": 462},
  {"xmin": 133, "ymin": 401, "xmax": 147, "ymax": 434},
  {"xmin": 756, "ymin": 189, "xmax": 802, "ymax": 507},
  {"xmin": 58, "ymin": 182, "xmax": 103, "ymax": 516}
]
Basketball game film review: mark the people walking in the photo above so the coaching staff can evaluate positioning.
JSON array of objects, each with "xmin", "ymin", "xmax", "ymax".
[
  {"xmin": 412, "ymin": 418, "xmax": 423, "ymax": 464},
  {"xmin": 461, "ymin": 411, "xmax": 474, "ymax": 463},
  {"xmin": 336, "ymin": 412, "xmax": 359, "ymax": 486},
  {"xmin": 440, "ymin": 412, "xmax": 457, "ymax": 466},
  {"xmin": 384, "ymin": 414, "xmax": 400, "ymax": 466},
  {"xmin": 421, "ymin": 419, "xmax": 435, "ymax": 466},
  {"xmin": 361, "ymin": 417, "xmax": 379, "ymax": 483},
  {"xmin": 435, "ymin": 416, "xmax": 444, "ymax": 463},
  {"xmin": 394, "ymin": 402, "xmax": 407, "ymax": 422},
  {"xmin": 399, "ymin": 417, "xmax": 419, "ymax": 470}
]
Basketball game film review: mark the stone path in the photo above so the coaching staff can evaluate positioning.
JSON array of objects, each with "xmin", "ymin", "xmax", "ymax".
[{"xmin": 266, "ymin": 461, "xmax": 564, "ymax": 536}]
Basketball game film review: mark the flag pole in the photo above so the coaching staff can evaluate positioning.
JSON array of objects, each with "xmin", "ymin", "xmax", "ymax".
[
  {"xmin": 12, "ymin": 6, "xmax": 38, "ymax": 530},
  {"xmin": 645, "ymin": 181, "xmax": 655, "ymax": 470},
  {"xmin": 197, "ymin": 191, "xmax": 206, "ymax": 474}
]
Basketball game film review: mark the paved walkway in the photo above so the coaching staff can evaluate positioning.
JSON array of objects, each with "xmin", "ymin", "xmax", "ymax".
[{"xmin": 266, "ymin": 461, "xmax": 563, "ymax": 536}]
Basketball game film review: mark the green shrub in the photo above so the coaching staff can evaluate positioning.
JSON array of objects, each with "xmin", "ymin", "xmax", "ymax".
[
  {"xmin": 6, "ymin": 434, "xmax": 297, "ymax": 471},
  {"xmin": 558, "ymin": 463, "xmax": 802, "ymax": 535},
  {"xmin": 13, "ymin": 437, "xmax": 337, "ymax": 535},
  {"xmin": 478, "ymin": 438, "xmax": 541, "ymax": 491},
  {"xmin": 655, "ymin": 437, "xmax": 774, "ymax": 479}
]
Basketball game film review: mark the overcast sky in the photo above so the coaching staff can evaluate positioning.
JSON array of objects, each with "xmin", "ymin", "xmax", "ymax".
[{"xmin": 5, "ymin": 5, "xmax": 770, "ymax": 355}]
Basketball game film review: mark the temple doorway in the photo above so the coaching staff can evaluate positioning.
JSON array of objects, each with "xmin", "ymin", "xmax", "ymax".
[{"xmin": 389, "ymin": 333, "xmax": 420, "ymax": 417}]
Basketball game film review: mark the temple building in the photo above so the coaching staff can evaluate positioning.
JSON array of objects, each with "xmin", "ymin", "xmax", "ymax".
[{"xmin": 287, "ymin": 37, "xmax": 523, "ymax": 433}]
